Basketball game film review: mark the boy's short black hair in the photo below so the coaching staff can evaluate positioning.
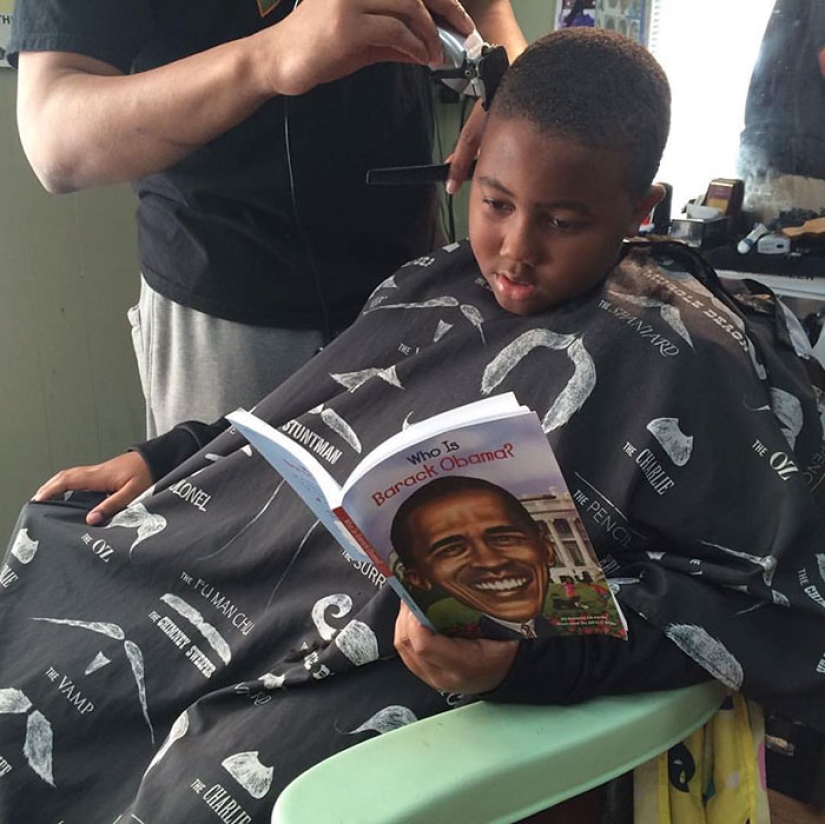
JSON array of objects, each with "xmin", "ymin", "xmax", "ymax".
[{"xmin": 490, "ymin": 27, "xmax": 671, "ymax": 198}]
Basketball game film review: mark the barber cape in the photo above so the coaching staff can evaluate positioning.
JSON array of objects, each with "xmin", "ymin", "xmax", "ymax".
[{"xmin": 0, "ymin": 240, "xmax": 823, "ymax": 822}]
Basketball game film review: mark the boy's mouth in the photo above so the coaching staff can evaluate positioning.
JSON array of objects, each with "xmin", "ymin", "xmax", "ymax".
[{"xmin": 493, "ymin": 271, "xmax": 535, "ymax": 302}]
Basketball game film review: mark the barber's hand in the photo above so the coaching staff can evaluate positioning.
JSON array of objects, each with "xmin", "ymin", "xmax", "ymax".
[
  {"xmin": 269, "ymin": 0, "xmax": 475, "ymax": 96},
  {"xmin": 33, "ymin": 452, "xmax": 153, "ymax": 527},
  {"xmin": 394, "ymin": 602, "xmax": 518, "ymax": 694},
  {"xmin": 446, "ymin": 99, "xmax": 486, "ymax": 195}
]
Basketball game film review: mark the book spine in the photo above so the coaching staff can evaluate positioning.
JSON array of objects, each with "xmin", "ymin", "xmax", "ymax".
[{"xmin": 333, "ymin": 506, "xmax": 392, "ymax": 578}]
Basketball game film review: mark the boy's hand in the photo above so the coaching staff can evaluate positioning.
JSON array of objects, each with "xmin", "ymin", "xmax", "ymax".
[
  {"xmin": 33, "ymin": 452, "xmax": 153, "ymax": 527},
  {"xmin": 394, "ymin": 602, "xmax": 518, "ymax": 694}
]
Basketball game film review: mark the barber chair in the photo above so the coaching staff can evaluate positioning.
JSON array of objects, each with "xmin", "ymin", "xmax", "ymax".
[{"xmin": 272, "ymin": 680, "xmax": 726, "ymax": 824}]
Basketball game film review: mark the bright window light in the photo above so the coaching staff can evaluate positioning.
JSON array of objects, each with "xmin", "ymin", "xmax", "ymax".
[{"xmin": 647, "ymin": 0, "xmax": 776, "ymax": 212}]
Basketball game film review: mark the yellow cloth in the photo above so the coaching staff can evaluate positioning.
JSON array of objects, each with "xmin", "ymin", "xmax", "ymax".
[{"xmin": 634, "ymin": 693, "xmax": 769, "ymax": 824}]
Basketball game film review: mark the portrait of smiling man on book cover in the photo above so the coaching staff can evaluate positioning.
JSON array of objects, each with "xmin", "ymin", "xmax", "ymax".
[{"xmin": 390, "ymin": 476, "xmax": 558, "ymax": 640}]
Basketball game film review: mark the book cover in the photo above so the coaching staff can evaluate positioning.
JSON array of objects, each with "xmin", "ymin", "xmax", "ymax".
[{"xmin": 228, "ymin": 395, "xmax": 626, "ymax": 641}]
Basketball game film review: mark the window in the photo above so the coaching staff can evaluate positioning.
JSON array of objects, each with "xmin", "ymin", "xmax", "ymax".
[{"xmin": 646, "ymin": 0, "xmax": 775, "ymax": 211}]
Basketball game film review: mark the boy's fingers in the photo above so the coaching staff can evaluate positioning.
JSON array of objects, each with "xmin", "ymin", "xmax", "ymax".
[
  {"xmin": 86, "ymin": 483, "xmax": 140, "ymax": 526},
  {"xmin": 33, "ymin": 480, "xmax": 58, "ymax": 502},
  {"xmin": 86, "ymin": 508, "xmax": 107, "ymax": 526},
  {"xmin": 32, "ymin": 454, "xmax": 151, "ymax": 525},
  {"xmin": 395, "ymin": 604, "xmax": 432, "ymax": 655},
  {"xmin": 34, "ymin": 467, "xmax": 92, "ymax": 502},
  {"xmin": 394, "ymin": 616, "xmax": 446, "ymax": 688},
  {"xmin": 395, "ymin": 604, "xmax": 453, "ymax": 663},
  {"xmin": 395, "ymin": 601, "xmax": 518, "ymax": 693},
  {"xmin": 393, "ymin": 602, "xmax": 416, "ymax": 647}
]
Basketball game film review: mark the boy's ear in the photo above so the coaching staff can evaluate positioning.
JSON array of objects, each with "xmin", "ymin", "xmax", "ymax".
[{"xmin": 626, "ymin": 183, "xmax": 666, "ymax": 237}]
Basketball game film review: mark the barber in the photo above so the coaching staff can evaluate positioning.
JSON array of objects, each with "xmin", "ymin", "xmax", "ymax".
[{"xmin": 9, "ymin": 0, "xmax": 526, "ymax": 437}]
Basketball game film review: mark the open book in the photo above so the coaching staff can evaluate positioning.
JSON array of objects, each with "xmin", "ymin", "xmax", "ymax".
[{"xmin": 227, "ymin": 394, "xmax": 626, "ymax": 641}]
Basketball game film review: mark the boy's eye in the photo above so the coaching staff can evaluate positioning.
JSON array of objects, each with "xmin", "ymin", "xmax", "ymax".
[
  {"xmin": 482, "ymin": 198, "xmax": 511, "ymax": 213},
  {"xmin": 547, "ymin": 215, "xmax": 576, "ymax": 230}
]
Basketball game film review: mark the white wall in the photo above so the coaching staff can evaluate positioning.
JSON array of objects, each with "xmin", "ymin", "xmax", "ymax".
[{"xmin": 0, "ymin": 70, "xmax": 144, "ymax": 540}]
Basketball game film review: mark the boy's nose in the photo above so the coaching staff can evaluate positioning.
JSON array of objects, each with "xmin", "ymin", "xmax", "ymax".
[{"xmin": 500, "ymin": 217, "xmax": 539, "ymax": 267}]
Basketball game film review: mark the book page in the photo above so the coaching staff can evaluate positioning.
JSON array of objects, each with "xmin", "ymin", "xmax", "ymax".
[{"xmin": 226, "ymin": 409, "xmax": 368, "ymax": 561}]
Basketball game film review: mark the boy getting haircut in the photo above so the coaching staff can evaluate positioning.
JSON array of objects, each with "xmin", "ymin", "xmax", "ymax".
[{"xmin": 5, "ymin": 28, "xmax": 824, "ymax": 823}]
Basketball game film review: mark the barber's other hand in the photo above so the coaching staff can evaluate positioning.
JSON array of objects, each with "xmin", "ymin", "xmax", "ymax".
[
  {"xmin": 394, "ymin": 601, "xmax": 518, "ymax": 694},
  {"xmin": 33, "ymin": 452, "xmax": 153, "ymax": 526},
  {"xmin": 446, "ymin": 99, "xmax": 486, "ymax": 194},
  {"xmin": 269, "ymin": 0, "xmax": 475, "ymax": 96}
]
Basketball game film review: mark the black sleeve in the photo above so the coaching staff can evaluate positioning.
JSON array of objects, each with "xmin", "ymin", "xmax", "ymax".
[
  {"xmin": 482, "ymin": 609, "xmax": 712, "ymax": 705},
  {"xmin": 130, "ymin": 419, "xmax": 230, "ymax": 482},
  {"xmin": 8, "ymin": 0, "xmax": 154, "ymax": 71}
]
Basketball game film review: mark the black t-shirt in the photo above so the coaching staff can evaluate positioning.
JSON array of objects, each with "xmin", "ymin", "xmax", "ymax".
[
  {"xmin": 9, "ymin": 0, "xmax": 441, "ymax": 329},
  {"xmin": 739, "ymin": 0, "xmax": 825, "ymax": 179}
]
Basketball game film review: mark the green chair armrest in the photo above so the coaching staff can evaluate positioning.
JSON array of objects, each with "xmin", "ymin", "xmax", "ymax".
[{"xmin": 272, "ymin": 680, "xmax": 726, "ymax": 824}]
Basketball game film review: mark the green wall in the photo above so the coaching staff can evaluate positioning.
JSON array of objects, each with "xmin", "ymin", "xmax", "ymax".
[
  {"xmin": 0, "ymin": 70, "xmax": 144, "ymax": 539},
  {"xmin": 514, "ymin": 0, "xmax": 554, "ymax": 42}
]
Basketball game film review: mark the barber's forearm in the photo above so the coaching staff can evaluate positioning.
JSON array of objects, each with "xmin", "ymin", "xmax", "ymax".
[
  {"xmin": 17, "ymin": 37, "xmax": 276, "ymax": 193},
  {"xmin": 16, "ymin": 0, "xmax": 473, "ymax": 194},
  {"xmin": 465, "ymin": 0, "xmax": 527, "ymax": 60}
]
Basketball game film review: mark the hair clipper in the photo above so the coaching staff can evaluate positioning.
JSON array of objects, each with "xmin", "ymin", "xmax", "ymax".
[
  {"xmin": 366, "ymin": 24, "xmax": 508, "ymax": 187},
  {"xmin": 430, "ymin": 22, "xmax": 509, "ymax": 110}
]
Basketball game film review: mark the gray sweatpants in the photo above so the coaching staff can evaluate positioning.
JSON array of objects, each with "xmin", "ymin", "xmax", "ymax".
[{"xmin": 129, "ymin": 277, "xmax": 325, "ymax": 438}]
